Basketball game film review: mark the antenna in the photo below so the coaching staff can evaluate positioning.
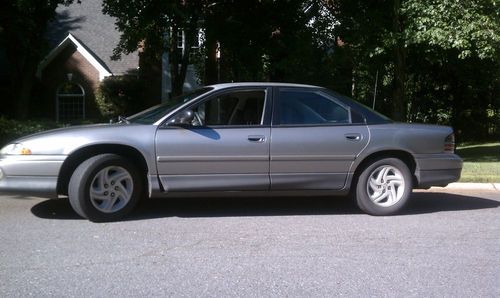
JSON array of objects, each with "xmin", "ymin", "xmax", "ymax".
[{"xmin": 372, "ymin": 70, "xmax": 379, "ymax": 110}]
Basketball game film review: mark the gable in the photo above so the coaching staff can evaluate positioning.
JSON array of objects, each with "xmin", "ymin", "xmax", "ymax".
[{"xmin": 37, "ymin": 33, "xmax": 112, "ymax": 81}]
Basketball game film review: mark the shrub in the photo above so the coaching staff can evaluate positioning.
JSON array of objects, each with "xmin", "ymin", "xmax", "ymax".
[
  {"xmin": 0, "ymin": 117, "xmax": 62, "ymax": 146},
  {"xmin": 95, "ymin": 73, "xmax": 147, "ymax": 119}
]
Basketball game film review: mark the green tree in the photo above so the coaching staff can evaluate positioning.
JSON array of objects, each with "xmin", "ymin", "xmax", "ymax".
[
  {"xmin": 203, "ymin": 0, "xmax": 337, "ymax": 84},
  {"xmin": 0, "ymin": 0, "xmax": 77, "ymax": 119},
  {"xmin": 403, "ymin": 0, "xmax": 499, "ymax": 140},
  {"xmin": 324, "ymin": 0, "xmax": 499, "ymax": 122},
  {"xmin": 102, "ymin": 0, "xmax": 205, "ymax": 96},
  {"xmin": 103, "ymin": 0, "xmax": 338, "ymax": 93}
]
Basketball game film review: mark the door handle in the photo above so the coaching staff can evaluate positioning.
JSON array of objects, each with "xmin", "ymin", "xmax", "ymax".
[
  {"xmin": 345, "ymin": 133, "xmax": 362, "ymax": 141},
  {"xmin": 248, "ymin": 135, "xmax": 265, "ymax": 143}
]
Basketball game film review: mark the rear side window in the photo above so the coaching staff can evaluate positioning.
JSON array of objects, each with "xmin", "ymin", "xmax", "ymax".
[{"xmin": 277, "ymin": 90, "xmax": 350, "ymax": 125}]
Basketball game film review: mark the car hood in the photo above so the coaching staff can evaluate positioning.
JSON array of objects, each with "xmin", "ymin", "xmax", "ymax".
[{"xmin": 9, "ymin": 123, "xmax": 157, "ymax": 155}]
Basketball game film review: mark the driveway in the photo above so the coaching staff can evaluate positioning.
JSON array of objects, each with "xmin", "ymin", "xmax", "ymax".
[{"xmin": 1, "ymin": 189, "xmax": 499, "ymax": 297}]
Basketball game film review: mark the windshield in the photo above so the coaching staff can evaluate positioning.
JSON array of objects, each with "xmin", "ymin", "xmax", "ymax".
[{"xmin": 127, "ymin": 87, "xmax": 213, "ymax": 124}]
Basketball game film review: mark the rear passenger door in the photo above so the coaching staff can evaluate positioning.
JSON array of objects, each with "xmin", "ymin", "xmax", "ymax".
[{"xmin": 270, "ymin": 88, "xmax": 369, "ymax": 190}]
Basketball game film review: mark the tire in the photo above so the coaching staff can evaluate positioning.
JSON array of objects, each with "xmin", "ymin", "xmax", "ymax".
[
  {"xmin": 355, "ymin": 158, "xmax": 412, "ymax": 216},
  {"xmin": 68, "ymin": 154, "xmax": 144, "ymax": 222}
]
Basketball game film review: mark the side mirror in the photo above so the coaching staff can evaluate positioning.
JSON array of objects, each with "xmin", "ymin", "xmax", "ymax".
[{"xmin": 168, "ymin": 109, "xmax": 195, "ymax": 126}]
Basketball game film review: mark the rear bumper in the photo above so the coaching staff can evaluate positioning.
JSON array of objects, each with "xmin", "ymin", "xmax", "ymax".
[{"xmin": 414, "ymin": 153, "xmax": 463, "ymax": 188}]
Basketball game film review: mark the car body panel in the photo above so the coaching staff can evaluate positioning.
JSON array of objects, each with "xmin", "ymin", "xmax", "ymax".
[
  {"xmin": 350, "ymin": 123, "xmax": 462, "ymax": 188},
  {"xmin": 0, "ymin": 82, "xmax": 463, "ymax": 200},
  {"xmin": 155, "ymin": 126, "xmax": 271, "ymax": 191},
  {"xmin": 0, "ymin": 124, "xmax": 158, "ymax": 197},
  {"xmin": 270, "ymin": 125, "xmax": 369, "ymax": 190}
]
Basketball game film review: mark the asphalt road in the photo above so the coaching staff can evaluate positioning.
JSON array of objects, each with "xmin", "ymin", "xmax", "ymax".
[{"xmin": 1, "ymin": 189, "xmax": 499, "ymax": 297}]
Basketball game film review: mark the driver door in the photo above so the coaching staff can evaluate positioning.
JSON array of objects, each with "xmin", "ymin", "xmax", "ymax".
[{"xmin": 155, "ymin": 87, "xmax": 271, "ymax": 192}]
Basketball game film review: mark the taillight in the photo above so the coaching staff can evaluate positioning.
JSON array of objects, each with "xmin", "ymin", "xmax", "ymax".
[{"xmin": 444, "ymin": 133, "xmax": 455, "ymax": 153}]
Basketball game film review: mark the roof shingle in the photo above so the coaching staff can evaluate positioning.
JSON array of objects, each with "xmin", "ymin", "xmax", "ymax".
[{"xmin": 46, "ymin": 0, "xmax": 138, "ymax": 75}]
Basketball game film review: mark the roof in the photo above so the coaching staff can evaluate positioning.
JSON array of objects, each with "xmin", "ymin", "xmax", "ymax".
[
  {"xmin": 208, "ymin": 82, "xmax": 321, "ymax": 89},
  {"xmin": 45, "ymin": 0, "xmax": 138, "ymax": 75},
  {"xmin": 37, "ymin": 33, "xmax": 112, "ymax": 80}
]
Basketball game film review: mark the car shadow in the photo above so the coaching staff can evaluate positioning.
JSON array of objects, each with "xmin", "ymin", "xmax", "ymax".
[
  {"xmin": 402, "ymin": 192, "xmax": 500, "ymax": 215},
  {"xmin": 30, "ymin": 192, "xmax": 499, "ymax": 221}
]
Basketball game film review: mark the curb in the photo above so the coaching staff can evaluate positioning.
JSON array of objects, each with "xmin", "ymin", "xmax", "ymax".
[{"xmin": 434, "ymin": 183, "xmax": 500, "ymax": 191}]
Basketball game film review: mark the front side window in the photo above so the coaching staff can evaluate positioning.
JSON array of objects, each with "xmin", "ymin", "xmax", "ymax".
[
  {"xmin": 191, "ymin": 90, "xmax": 266, "ymax": 126},
  {"xmin": 277, "ymin": 90, "xmax": 350, "ymax": 125},
  {"xmin": 128, "ymin": 87, "xmax": 213, "ymax": 124}
]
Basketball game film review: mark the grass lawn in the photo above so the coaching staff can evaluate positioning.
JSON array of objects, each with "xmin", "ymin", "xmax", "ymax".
[{"xmin": 456, "ymin": 143, "xmax": 500, "ymax": 183}]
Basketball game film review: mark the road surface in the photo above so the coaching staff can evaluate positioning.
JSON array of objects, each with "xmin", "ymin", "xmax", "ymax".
[{"xmin": 1, "ymin": 189, "xmax": 499, "ymax": 297}]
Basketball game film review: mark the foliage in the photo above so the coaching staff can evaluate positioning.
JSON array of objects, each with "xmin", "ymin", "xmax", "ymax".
[
  {"xmin": 2, "ymin": 0, "xmax": 496, "ymax": 142},
  {"xmin": 403, "ymin": 0, "xmax": 499, "ymax": 60},
  {"xmin": 0, "ymin": 117, "xmax": 62, "ymax": 146},
  {"xmin": 102, "ymin": 0, "xmax": 204, "ymax": 96},
  {"xmin": 95, "ymin": 73, "xmax": 148, "ymax": 119},
  {"xmin": 324, "ymin": 0, "xmax": 499, "ymax": 139},
  {"xmin": 0, "ymin": 0, "xmax": 77, "ymax": 118},
  {"xmin": 101, "ymin": 1, "xmax": 339, "ymax": 93}
]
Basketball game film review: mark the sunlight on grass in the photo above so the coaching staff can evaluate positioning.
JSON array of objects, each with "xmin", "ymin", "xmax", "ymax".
[
  {"xmin": 456, "ymin": 142, "xmax": 500, "ymax": 162},
  {"xmin": 460, "ymin": 162, "xmax": 500, "ymax": 183},
  {"xmin": 456, "ymin": 143, "xmax": 500, "ymax": 182}
]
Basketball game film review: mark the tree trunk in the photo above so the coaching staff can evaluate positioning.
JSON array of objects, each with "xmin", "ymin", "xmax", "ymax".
[
  {"xmin": 7, "ymin": 43, "xmax": 39, "ymax": 120},
  {"xmin": 204, "ymin": 33, "xmax": 218, "ymax": 85},
  {"xmin": 169, "ymin": 15, "xmax": 198, "ymax": 97},
  {"xmin": 391, "ymin": 0, "xmax": 407, "ymax": 121}
]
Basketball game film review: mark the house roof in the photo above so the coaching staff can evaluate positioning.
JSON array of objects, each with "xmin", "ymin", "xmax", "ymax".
[
  {"xmin": 45, "ymin": 0, "xmax": 138, "ymax": 76},
  {"xmin": 37, "ymin": 33, "xmax": 112, "ymax": 80}
]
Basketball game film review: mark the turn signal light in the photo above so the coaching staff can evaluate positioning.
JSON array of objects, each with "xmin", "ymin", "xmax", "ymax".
[{"xmin": 20, "ymin": 148, "xmax": 32, "ymax": 155}]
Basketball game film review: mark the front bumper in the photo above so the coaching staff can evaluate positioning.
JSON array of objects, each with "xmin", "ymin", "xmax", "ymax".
[
  {"xmin": 0, "ymin": 176, "xmax": 58, "ymax": 197},
  {"xmin": 414, "ymin": 153, "xmax": 463, "ymax": 188},
  {"xmin": 0, "ymin": 155, "xmax": 65, "ymax": 198}
]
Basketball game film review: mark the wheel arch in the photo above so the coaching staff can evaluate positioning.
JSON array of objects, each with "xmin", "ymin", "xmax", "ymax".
[
  {"xmin": 350, "ymin": 150, "xmax": 417, "ymax": 190},
  {"xmin": 57, "ymin": 144, "xmax": 149, "ymax": 196}
]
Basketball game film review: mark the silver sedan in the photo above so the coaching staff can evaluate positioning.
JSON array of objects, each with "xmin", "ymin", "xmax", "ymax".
[{"xmin": 0, "ymin": 83, "xmax": 462, "ymax": 221}]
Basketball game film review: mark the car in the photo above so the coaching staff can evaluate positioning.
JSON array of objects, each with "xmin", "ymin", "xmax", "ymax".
[{"xmin": 0, "ymin": 83, "xmax": 462, "ymax": 221}]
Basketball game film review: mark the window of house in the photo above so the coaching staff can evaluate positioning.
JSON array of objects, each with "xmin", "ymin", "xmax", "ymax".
[
  {"xmin": 191, "ymin": 90, "xmax": 266, "ymax": 126},
  {"xmin": 277, "ymin": 90, "xmax": 350, "ymax": 125},
  {"xmin": 176, "ymin": 30, "xmax": 202, "ymax": 53},
  {"xmin": 56, "ymin": 82, "xmax": 85, "ymax": 122},
  {"xmin": 177, "ymin": 30, "xmax": 184, "ymax": 49}
]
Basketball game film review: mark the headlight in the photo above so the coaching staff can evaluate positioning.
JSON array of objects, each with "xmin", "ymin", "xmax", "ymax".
[{"xmin": 0, "ymin": 143, "xmax": 32, "ymax": 155}]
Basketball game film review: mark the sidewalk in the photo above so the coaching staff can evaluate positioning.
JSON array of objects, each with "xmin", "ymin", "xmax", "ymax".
[{"xmin": 437, "ymin": 183, "xmax": 500, "ymax": 191}]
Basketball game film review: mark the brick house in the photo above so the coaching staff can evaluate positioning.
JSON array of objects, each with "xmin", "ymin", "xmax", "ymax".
[
  {"xmin": 37, "ymin": 0, "xmax": 139, "ymax": 122},
  {"xmin": 38, "ymin": 0, "xmax": 200, "ymax": 122}
]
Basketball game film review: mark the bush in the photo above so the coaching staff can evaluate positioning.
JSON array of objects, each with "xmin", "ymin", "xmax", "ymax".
[
  {"xmin": 0, "ymin": 117, "xmax": 62, "ymax": 146},
  {"xmin": 95, "ymin": 73, "xmax": 147, "ymax": 119}
]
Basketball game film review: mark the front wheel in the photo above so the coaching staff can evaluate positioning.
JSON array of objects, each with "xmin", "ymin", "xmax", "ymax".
[
  {"xmin": 355, "ymin": 158, "xmax": 412, "ymax": 216},
  {"xmin": 68, "ymin": 154, "xmax": 144, "ymax": 222}
]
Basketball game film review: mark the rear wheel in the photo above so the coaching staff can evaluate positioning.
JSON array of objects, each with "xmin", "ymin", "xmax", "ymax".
[
  {"xmin": 68, "ymin": 154, "xmax": 143, "ymax": 222},
  {"xmin": 355, "ymin": 158, "xmax": 412, "ymax": 216}
]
